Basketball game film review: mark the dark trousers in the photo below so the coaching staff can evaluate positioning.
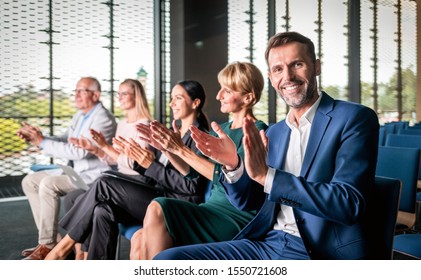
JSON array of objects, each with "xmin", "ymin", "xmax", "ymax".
[
  {"xmin": 154, "ymin": 229, "xmax": 310, "ymax": 260},
  {"xmin": 63, "ymin": 188, "xmax": 86, "ymax": 213},
  {"xmin": 59, "ymin": 175, "xmax": 162, "ymax": 259}
]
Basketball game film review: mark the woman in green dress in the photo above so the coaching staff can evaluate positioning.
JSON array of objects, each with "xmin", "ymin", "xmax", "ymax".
[{"xmin": 131, "ymin": 61, "xmax": 268, "ymax": 260}]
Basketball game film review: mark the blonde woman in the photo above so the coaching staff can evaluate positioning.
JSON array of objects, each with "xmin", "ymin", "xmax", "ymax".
[{"xmin": 130, "ymin": 62, "xmax": 268, "ymax": 260}]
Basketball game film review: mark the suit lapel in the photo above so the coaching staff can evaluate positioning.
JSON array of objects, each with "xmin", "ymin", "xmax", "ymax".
[
  {"xmin": 267, "ymin": 122, "xmax": 291, "ymax": 169},
  {"xmin": 300, "ymin": 93, "xmax": 333, "ymax": 177}
]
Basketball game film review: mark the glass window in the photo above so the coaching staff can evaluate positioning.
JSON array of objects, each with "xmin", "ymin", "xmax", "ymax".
[{"xmin": 0, "ymin": 0, "xmax": 154, "ymax": 177}]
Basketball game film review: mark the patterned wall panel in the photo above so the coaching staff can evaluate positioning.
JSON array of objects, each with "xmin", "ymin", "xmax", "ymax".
[{"xmin": 0, "ymin": 0, "xmax": 154, "ymax": 180}]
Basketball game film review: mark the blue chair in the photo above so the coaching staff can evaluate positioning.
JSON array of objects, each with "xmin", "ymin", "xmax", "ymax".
[
  {"xmin": 388, "ymin": 121, "xmax": 409, "ymax": 133},
  {"xmin": 393, "ymin": 233, "xmax": 421, "ymax": 259},
  {"xmin": 415, "ymin": 192, "xmax": 421, "ymax": 232},
  {"xmin": 407, "ymin": 124, "xmax": 421, "ymax": 130},
  {"xmin": 118, "ymin": 223, "xmax": 143, "ymax": 241},
  {"xmin": 383, "ymin": 123, "xmax": 396, "ymax": 135},
  {"xmin": 365, "ymin": 176, "xmax": 401, "ymax": 259},
  {"xmin": 376, "ymin": 146, "xmax": 420, "ymax": 232},
  {"xmin": 386, "ymin": 134, "xmax": 421, "ymax": 150},
  {"xmin": 379, "ymin": 126, "xmax": 387, "ymax": 146},
  {"xmin": 385, "ymin": 134, "xmax": 421, "ymax": 181},
  {"xmin": 398, "ymin": 128, "xmax": 421, "ymax": 136}
]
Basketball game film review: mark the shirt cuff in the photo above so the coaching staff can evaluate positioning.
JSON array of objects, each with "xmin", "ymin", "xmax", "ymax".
[
  {"xmin": 222, "ymin": 157, "xmax": 244, "ymax": 184},
  {"xmin": 264, "ymin": 167, "xmax": 276, "ymax": 194},
  {"xmin": 133, "ymin": 161, "xmax": 147, "ymax": 175}
]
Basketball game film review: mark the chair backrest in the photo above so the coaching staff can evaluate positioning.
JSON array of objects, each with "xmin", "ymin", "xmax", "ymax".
[
  {"xmin": 383, "ymin": 123, "xmax": 396, "ymax": 134},
  {"xmin": 385, "ymin": 121, "xmax": 409, "ymax": 131},
  {"xmin": 375, "ymin": 146, "xmax": 419, "ymax": 230},
  {"xmin": 407, "ymin": 124, "xmax": 421, "ymax": 130},
  {"xmin": 365, "ymin": 176, "xmax": 401, "ymax": 259},
  {"xmin": 386, "ymin": 134, "xmax": 421, "ymax": 149},
  {"xmin": 398, "ymin": 128, "xmax": 421, "ymax": 136},
  {"xmin": 385, "ymin": 134, "xmax": 421, "ymax": 180},
  {"xmin": 379, "ymin": 126, "xmax": 387, "ymax": 146}
]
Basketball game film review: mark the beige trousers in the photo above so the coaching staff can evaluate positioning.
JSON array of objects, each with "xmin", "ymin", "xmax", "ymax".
[{"xmin": 21, "ymin": 171, "xmax": 79, "ymax": 245}]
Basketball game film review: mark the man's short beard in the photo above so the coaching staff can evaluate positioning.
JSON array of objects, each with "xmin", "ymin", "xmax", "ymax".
[{"xmin": 279, "ymin": 77, "xmax": 317, "ymax": 109}]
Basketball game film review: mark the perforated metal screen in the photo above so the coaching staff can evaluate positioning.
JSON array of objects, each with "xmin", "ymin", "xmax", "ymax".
[
  {"xmin": 361, "ymin": 0, "xmax": 417, "ymax": 123},
  {"xmin": 228, "ymin": 0, "xmax": 269, "ymax": 124},
  {"xmin": 228, "ymin": 0, "xmax": 416, "ymax": 124},
  {"xmin": 0, "ymin": 0, "xmax": 154, "ymax": 179},
  {"xmin": 0, "ymin": 0, "xmax": 418, "ymax": 185}
]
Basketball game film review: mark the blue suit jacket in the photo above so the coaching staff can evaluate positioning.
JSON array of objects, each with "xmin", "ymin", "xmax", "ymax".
[{"xmin": 221, "ymin": 93, "xmax": 379, "ymax": 259}]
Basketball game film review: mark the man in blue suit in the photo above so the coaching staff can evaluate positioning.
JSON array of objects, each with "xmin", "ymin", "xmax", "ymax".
[{"xmin": 154, "ymin": 31, "xmax": 379, "ymax": 260}]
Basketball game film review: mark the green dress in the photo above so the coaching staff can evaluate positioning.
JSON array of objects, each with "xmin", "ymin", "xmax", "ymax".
[{"xmin": 154, "ymin": 120, "xmax": 268, "ymax": 246}]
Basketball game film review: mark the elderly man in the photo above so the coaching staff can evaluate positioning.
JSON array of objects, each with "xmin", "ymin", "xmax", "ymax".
[{"xmin": 17, "ymin": 77, "xmax": 117, "ymax": 260}]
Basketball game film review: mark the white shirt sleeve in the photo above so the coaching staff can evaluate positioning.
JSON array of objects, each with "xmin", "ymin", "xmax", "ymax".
[
  {"xmin": 264, "ymin": 167, "xmax": 276, "ymax": 194},
  {"xmin": 222, "ymin": 159, "xmax": 276, "ymax": 192},
  {"xmin": 221, "ymin": 158, "xmax": 244, "ymax": 183}
]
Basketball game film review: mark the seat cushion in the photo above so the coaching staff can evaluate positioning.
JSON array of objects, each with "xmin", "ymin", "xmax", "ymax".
[
  {"xmin": 393, "ymin": 234, "xmax": 421, "ymax": 259},
  {"xmin": 118, "ymin": 224, "xmax": 142, "ymax": 240}
]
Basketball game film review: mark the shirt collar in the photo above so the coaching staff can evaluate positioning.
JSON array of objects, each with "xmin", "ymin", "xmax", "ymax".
[
  {"xmin": 82, "ymin": 102, "xmax": 101, "ymax": 118},
  {"xmin": 286, "ymin": 91, "xmax": 323, "ymax": 129}
]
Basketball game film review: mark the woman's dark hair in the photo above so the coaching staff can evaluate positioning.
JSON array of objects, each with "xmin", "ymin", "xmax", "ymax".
[{"xmin": 177, "ymin": 80, "xmax": 210, "ymax": 131}]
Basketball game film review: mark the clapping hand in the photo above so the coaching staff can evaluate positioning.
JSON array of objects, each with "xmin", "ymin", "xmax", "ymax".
[
  {"xmin": 136, "ymin": 122, "xmax": 164, "ymax": 151},
  {"xmin": 149, "ymin": 120, "xmax": 184, "ymax": 155},
  {"xmin": 16, "ymin": 122, "xmax": 32, "ymax": 142},
  {"xmin": 129, "ymin": 138, "xmax": 155, "ymax": 169},
  {"xmin": 242, "ymin": 118, "xmax": 268, "ymax": 186},
  {"xmin": 68, "ymin": 129, "xmax": 106, "ymax": 154},
  {"xmin": 89, "ymin": 129, "xmax": 108, "ymax": 148},
  {"xmin": 114, "ymin": 136, "xmax": 155, "ymax": 169},
  {"xmin": 16, "ymin": 122, "xmax": 44, "ymax": 146},
  {"xmin": 190, "ymin": 121, "xmax": 238, "ymax": 170},
  {"xmin": 68, "ymin": 136, "xmax": 97, "ymax": 153},
  {"xmin": 112, "ymin": 136, "xmax": 131, "ymax": 157}
]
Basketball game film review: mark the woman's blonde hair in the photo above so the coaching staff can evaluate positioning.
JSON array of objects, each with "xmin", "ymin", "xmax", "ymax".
[
  {"xmin": 120, "ymin": 79, "xmax": 152, "ymax": 121},
  {"xmin": 217, "ymin": 61, "xmax": 264, "ymax": 107}
]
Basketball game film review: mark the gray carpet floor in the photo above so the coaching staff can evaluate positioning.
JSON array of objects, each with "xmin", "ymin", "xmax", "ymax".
[
  {"xmin": 0, "ymin": 199, "xmax": 39, "ymax": 260},
  {"xmin": 0, "ymin": 197, "xmax": 130, "ymax": 260},
  {"xmin": 0, "ymin": 198, "xmax": 417, "ymax": 260}
]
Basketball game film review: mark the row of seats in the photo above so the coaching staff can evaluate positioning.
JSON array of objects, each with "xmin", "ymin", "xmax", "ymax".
[
  {"xmin": 380, "ymin": 121, "xmax": 421, "ymax": 145},
  {"xmin": 378, "ymin": 121, "xmax": 421, "ymax": 259}
]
